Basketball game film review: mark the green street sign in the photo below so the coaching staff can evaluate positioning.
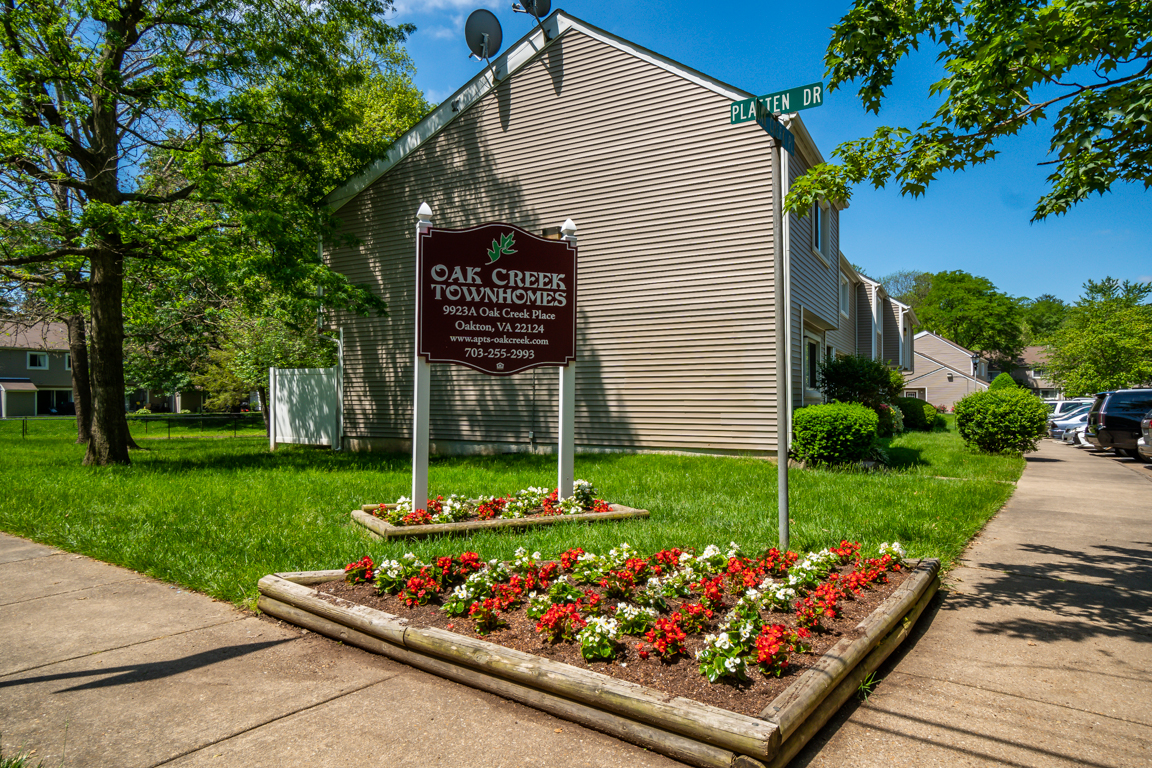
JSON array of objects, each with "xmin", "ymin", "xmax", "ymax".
[{"xmin": 730, "ymin": 82, "xmax": 824, "ymax": 124}]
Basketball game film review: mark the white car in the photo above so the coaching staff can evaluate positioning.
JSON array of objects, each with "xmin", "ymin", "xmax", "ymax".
[{"xmin": 1046, "ymin": 398, "xmax": 1095, "ymax": 418}]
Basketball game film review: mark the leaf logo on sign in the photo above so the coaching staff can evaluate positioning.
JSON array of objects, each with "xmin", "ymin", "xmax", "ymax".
[{"xmin": 486, "ymin": 232, "xmax": 517, "ymax": 264}]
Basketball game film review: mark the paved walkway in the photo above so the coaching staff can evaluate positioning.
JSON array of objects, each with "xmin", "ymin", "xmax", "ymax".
[
  {"xmin": 793, "ymin": 441, "xmax": 1152, "ymax": 767},
  {"xmin": 2, "ymin": 441, "xmax": 1150, "ymax": 767}
]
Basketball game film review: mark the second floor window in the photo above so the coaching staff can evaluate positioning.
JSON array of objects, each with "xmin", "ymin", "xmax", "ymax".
[{"xmin": 27, "ymin": 352, "xmax": 48, "ymax": 370}]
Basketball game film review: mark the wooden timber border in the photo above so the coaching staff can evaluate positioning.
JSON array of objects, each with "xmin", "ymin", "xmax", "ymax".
[
  {"xmin": 258, "ymin": 558, "xmax": 940, "ymax": 768},
  {"xmin": 350, "ymin": 503, "xmax": 650, "ymax": 540}
]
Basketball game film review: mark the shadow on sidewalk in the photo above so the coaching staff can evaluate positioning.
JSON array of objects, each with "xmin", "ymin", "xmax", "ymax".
[
  {"xmin": 0, "ymin": 639, "xmax": 290, "ymax": 692},
  {"xmin": 948, "ymin": 541, "xmax": 1152, "ymax": 644}
]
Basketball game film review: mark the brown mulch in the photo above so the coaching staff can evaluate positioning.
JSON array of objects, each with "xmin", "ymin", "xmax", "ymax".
[{"xmin": 315, "ymin": 565, "xmax": 910, "ymax": 719}]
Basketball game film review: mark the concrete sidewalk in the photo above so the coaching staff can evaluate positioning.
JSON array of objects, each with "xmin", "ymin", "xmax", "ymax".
[
  {"xmin": 793, "ymin": 441, "xmax": 1152, "ymax": 768},
  {"xmin": 2, "ymin": 441, "xmax": 1150, "ymax": 767}
]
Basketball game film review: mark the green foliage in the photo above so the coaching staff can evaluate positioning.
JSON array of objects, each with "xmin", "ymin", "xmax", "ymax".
[
  {"xmin": 783, "ymin": 1, "xmax": 1152, "ymax": 221},
  {"xmin": 954, "ymin": 389, "xmax": 1049, "ymax": 454},
  {"xmin": 925, "ymin": 402, "xmax": 944, "ymax": 430},
  {"xmin": 989, "ymin": 373, "xmax": 1018, "ymax": 390},
  {"xmin": 1046, "ymin": 278, "xmax": 1152, "ymax": 396},
  {"xmin": 894, "ymin": 397, "xmax": 933, "ymax": 430},
  {"xmin": 878, "ymin": 270, "xmax": 932, "ymax": 311},
  {"xmin": 876, "ymin": 403, "xmax": 903, "ymax": 438},
  {"xmin": 1021, "ymin": 294, "xmax": 1068, "ymax": 343},
  {"xmin": 792, "ymin": 403, "xmax": 879, "ymax": 466},
  {"xmin": 914, "ymin": 271, "xmax": 1023, "ymax": 362},
  {"xmin": 817, "ymin": 355, "xmax": 902, "ymax": 410}
]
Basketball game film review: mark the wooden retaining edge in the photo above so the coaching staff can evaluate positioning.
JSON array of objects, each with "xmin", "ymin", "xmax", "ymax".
[
  {"xmin": 258, "ymin": 574, "xmax": 779, "ymax": 762},
  {"xmin": 350, "ymin": 503, "xmax": 650, "ymax": 540},
  {"xmin": 764, "ymin": 571, "xmax": 941, "ymax": 768},
  {"xmin": 759, "ymin": 558, "xmax": 941, "ymax": 741},
  {"xmin": 258, "ymin": 594, "xmax": 764, "ymax": 768}
]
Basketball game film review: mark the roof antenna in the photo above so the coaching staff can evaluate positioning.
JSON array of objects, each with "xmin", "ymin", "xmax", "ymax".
[
  {"xmin": 465, "ymin": 9, "xmax": 503, "ymax": 63},
  {"xmin": 512, "ymin": 0, "xmax": 551, "ymax": 41}
]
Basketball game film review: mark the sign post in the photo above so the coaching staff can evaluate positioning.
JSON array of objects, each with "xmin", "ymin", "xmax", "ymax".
[{"xmin": 411, "ymin": 205, "xmax": 579, "ymax": 506}]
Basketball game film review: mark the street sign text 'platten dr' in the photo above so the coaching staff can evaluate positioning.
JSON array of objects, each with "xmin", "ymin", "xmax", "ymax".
[{"xmin": 730, "ymin": 82, "xmax": 824, "ymax": 124}]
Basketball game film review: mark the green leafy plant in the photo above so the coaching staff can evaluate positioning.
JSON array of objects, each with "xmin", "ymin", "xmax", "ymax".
[
  {"xmin": 894, "ymin": 397, "xmax": 935, "ymax": 430},
  {"xmin": 954, "ymin": 389, "xmax": 1049, "ymax": 454},
  {"xmin": 857, "ymin": 670, "xmax": 880, "ymax": 702},
  {"xmin": 817, "ymin": 355, "xmax": 902, "ymax": 410},
  {"xmin": 989, "ymin": 373, "xmax": 1017, "ymax": 390},
  {"xmin": 791, "ymin": 403, "xmax": 879, "ymax": 466}
]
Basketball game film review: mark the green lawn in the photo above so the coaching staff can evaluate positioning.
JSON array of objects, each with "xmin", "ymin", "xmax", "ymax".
[{"xmin": 0, "ymin": 418, "xmax": 1022, "ymax": 608}]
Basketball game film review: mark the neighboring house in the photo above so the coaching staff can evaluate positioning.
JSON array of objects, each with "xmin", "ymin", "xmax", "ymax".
[
  {"xmin": 902, "ymin": 331, "xmax": 990, "ymax": 408},
  {"xmin": 321, "ymin": 11, "xmax": 905, "ymax": 456},
  {"xmin": 996, "ymin": 346, "xmax": 1062, "ymax": 399},
  {"xmin": 0, "ymin": 322, "xmax": 75, "ymax": 417}
]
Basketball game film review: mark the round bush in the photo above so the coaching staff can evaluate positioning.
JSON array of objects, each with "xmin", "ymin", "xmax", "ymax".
[
  {"xmin": 923, "ymin": 401, "xmax": 942, "ymax": 429},
  {"xmin": 894, "ymin": 397, "xmax": 933, "ymax": 430},
  {"xmin": 989, "ymin": 372, "xmax": 1017, "ymax": 390},
  {"xmin": 792, "ymin": 403, "xmax": 879, "ymax": 465},
  {"xmin": 954, "ymin": 388, "xmax": 1049, "ymax": 454},
  {"xmin": 876, "ymin": 403, "xmax": 903, "ymax": 436}
]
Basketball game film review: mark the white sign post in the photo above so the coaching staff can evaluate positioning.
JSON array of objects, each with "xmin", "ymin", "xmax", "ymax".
[
  {"xmin": 411, "ymin": 202, "xmax": 434, "ymax": 506},
  {"xmin": 558, "ymin": 218, "xmax": 578, "ymax": 498}
]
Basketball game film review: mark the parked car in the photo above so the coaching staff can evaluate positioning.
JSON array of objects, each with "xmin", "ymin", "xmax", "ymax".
[
  {"xmin": 1139, "ymin": 409, "xmax": 1152, "ymax": 462},
  {"xmin": 1046, "ymin": 398, "xmax": 1095, "ymax": 417},
  {"xmin": 1085, "ymin": 389, "xmax": 1152, "ymax": 461},
  {"xmin": 1049, "ymin": 408, "xmax": 1090, "ymax": 441},
  {"xmin": 1064, "ymin": 423, "xmax": 1087, "ymax": 445}
]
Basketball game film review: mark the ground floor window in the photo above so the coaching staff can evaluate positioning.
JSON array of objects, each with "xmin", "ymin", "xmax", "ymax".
[
  {"xmin": 37, "ymin": 389, "xmax": 74, "ymax": 415},
  {"xmin": 903, "ymin": 388, "xmax": 926, "ymax": 400}
]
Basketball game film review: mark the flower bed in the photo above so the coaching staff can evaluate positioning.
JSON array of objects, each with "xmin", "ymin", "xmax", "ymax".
[
  {"xmin": 351, "ymin": 481, "xmax": 649, "ymax": 539},
  {"xmin": 259, "ymin": 541, "xmax": 940, "ymax": 768}
]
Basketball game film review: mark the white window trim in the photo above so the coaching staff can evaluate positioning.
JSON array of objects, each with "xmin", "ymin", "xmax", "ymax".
[
  {"xmin": 65, "ymin": 352, "xmax": 72, "ymax": 371},
  {"xmin": 838, "ymin": 272, "xmax": 850, "ymax": 318},
  {"xmin": 26, "ymin": 351, "xmax": 48, "ymax": 370}
]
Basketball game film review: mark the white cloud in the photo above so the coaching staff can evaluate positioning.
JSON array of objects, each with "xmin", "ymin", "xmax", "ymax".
[{"xmin": 1138, "ymin": 275, "xmax": 1152, "ymax": 283}]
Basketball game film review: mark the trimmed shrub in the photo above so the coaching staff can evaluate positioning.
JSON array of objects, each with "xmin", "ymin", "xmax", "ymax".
[
  {"xmin": 954, "ymin": 388, "xmax": 1049, "ymax": 454},
  {"xmin": 894, "ymin": 397, "xmax": 933, "ymax": 430},
  {"xmin": 792, "ymin": 403, "xmax": 879, "ymax": 465},
  {"xmin": 876, "ymin": 403, "xmax": 904, "ymax": 437},
  {"xmin": 924, "ymin": 402, "xmax": 944, "ymax": 430},
  {"xmin": 989, "ymin": 372, "xmax": 1017, "ymax": 390}
]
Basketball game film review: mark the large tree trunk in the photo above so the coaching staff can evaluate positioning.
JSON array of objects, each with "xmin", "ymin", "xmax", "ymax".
[
  {"xmin": 65, "ymin": 313, "xmax": 93, "ymax": 444},
  {"xmin": 84, "ymin": 251, "xmax": 132, "ymax": 465}
]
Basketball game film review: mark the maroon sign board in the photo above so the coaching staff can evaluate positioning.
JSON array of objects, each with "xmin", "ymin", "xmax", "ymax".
[{"xmin": 417, "ymin": 223, "xmax": 577, "ymax": 376}]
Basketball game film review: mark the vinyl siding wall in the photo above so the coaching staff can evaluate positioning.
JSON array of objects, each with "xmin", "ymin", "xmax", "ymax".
[
  {"xmin": 905, "ymin": 353, "xmax": 988, "ymax": 408},
  {"xmin": 786, "ymin": 153, "xmax": 840, "ymax": 410},
  {"xmin": 825, "ymin": 272, "xmax": 856, "ymax": 357},
  {"xmin": 914, "ymin": 334, "xmax": 975, "ymax": 377},
  {"xmin": 882, "ymin": 301, "xmax": 901, "ymax": 366},
  {"xmin": 326, "ymin": 30, "xmax": 783, "ymax": 455},
  {"xmin": 0, "ymin": 349, "xmax": 72, "ymax": 387},
  {"xmin": 855, "ymin": 284, "xmax": 873, "ymax": 358}
]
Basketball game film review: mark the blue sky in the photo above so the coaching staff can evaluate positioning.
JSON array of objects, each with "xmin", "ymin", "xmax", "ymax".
[{"xmin": 388, "ymin": 0, "xmax": 1152, "ymax": 303}]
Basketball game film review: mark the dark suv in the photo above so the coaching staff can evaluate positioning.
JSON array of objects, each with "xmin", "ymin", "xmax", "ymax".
[{"xmin": 1085, "ymin": 389, "xmax": 1152, "ymax": 460}]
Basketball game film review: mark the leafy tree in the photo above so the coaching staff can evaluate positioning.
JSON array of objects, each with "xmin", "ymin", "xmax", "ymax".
[
  {"xmin": 989, "ymin": 373, "xmax": 1018, "ymax": 390},
  {"xmin": 915, "ymin": 271, "xmax": 1023, "ymax": 364},
  {"xmin": 878, "ymin": 269, "xmax": 932, "ymax": 311},
  {"xmin": 1047, "ymin": 278, "xmax": 1152, "ymax": 396},
  {"xmin": 0, "ymin": 0, "xmax": 408, "ymax": 465},
  {"xmin": 1020, "ymin": 294, "xmax": 1069, "ymax": 343},
  {"xmin": 785, "ymin": 1, "xmax": 1152, "ymax": 221}
]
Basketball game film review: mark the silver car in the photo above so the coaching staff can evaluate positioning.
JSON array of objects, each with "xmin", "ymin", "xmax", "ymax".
[{"xmin": 1048, "ymin": 405, "xmax": 1091, "ymax": 440}]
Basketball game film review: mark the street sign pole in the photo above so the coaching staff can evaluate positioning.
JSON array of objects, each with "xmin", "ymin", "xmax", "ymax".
[{"xmin": 773, "ymin": 138, "xmax": 789, "ymax": 552}]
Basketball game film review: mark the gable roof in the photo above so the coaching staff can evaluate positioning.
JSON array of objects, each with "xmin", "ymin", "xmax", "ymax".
[
  {"xmin": 906, "ymin": 349, "xmax": 989, "ymax": 388},
  {"xmin": 914, "ymin": 330, "xmax": 978, "ymax": 358},
  {"xmin": 0, "ymin": 321, "xmax": 68, "ymax": 351},
  {"xmin": 324, "ymin": 9, "xmax": 826, "ymax": 213}
]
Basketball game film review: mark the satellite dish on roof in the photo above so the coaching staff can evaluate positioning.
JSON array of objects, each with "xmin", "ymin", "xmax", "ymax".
[
  {"xmin": 515, "ymin": 0, "xmax": 549, "ymax": 18},
  {"xmin": 465, "ymin": 10, "xmax": 503, "ymax": 61}
]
